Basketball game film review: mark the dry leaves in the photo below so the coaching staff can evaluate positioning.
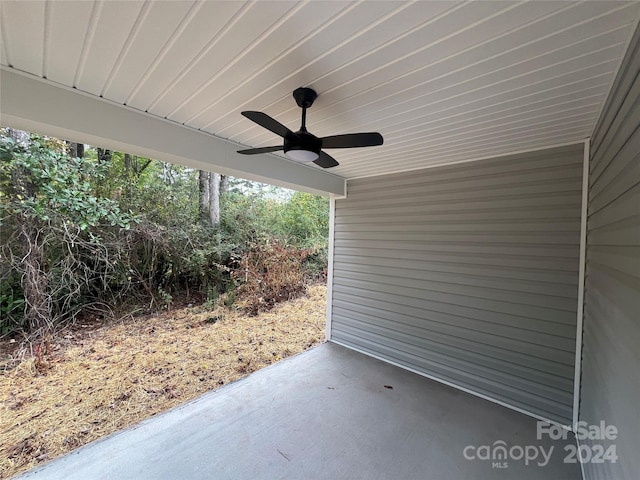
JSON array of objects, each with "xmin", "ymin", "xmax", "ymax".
[{"xmin": 0, "ymin": 284, "xmax": 326, "ymax": 479}]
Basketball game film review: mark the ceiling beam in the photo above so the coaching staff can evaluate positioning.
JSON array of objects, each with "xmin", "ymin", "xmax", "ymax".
[{"xmin": 0, "ymin": 68, "xmax": 345, "ymax": 197}]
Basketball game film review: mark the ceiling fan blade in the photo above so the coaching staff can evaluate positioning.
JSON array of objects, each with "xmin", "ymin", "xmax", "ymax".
[
  {"xmin": 237, "ymin": 145, "xmax": 283, "ymax": 155},
  {"xmin": 320, "ymin": 132, "xmax": 383, "ymax": 149},
  {"xmin": 241, "ymin": 111, "xmax": 294, "ymax": 138},
  {"xmin": 313, "ymin": 151, "xmax": 339, "ymax": 168}
]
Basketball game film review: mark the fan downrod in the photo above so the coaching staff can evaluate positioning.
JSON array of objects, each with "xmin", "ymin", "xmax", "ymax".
[{"xmin": 293, "ymin": 87, "xmax": 317, "ymax": 109}]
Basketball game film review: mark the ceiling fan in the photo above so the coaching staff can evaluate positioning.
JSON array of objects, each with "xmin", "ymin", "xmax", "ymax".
[{"xmin": 237, "ymin": 87, "xmax": 383, "ymax": 168}]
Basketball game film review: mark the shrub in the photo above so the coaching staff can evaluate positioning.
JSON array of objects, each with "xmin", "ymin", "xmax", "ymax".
[
  {"xmin": 276, "ymin": 191, "xmax": 329, "ymax": 248},
  {"xmin": 0, "ymin": 135, "xmax": 134, "ymax": 338},
  {"xmin": 232, "ymin": 240, "xmax": 310, "ymax": 315},
  {"xmin": 0, "ymin": 279, "xmax": 24, "ymax": 335}
]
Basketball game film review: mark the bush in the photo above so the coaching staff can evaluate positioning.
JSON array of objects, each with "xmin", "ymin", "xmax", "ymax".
[
  {"xmin": 232, "ymin": 240, "xmax": 311, "ymax": 315},
  {"xmin": 0, "ymin": 278, "xmax": 24, "ymax": 335},
  {"xmin": 0, "ymin": 135, "xmax": 134, "ymax": 337},
  {"xmin": 276, "ymin": 192, "xmax": 329, "ymax": 248}
]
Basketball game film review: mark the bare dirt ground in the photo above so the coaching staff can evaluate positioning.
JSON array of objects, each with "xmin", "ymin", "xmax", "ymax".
[{"xmin": 0, "ymin": 284, "xmax": 326, "ymax": 479}]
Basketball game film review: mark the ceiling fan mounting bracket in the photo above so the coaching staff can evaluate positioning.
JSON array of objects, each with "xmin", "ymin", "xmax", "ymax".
[{"xmin": 293, "ymin": 87, "xmax": 317, "ymax": 109}]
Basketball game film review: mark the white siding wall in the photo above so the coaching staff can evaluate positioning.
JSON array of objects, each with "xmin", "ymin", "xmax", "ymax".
[
  {"xmin": 331, "ymin": 145, "xmax": 584, "ymax": 425},
  {"xmin": 580, "ymin": 23, "xmax": 640, "ymax": 480}
]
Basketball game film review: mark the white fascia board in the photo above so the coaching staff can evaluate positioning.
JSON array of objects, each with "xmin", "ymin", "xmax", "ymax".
[
  {"xmin": 325, "ymin": 197, "xmax": 336, "ymax": 341},
  {"xmin": 0, "ymin": 68, "xmax": 345, "ymax": 197},
  {"xmin": 572, "ymin": 139, "xmax": 589, "ymax": 430}
]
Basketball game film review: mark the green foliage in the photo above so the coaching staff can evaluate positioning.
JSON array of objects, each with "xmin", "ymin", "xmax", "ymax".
[
  {"xmin": 0, "ymin": 131, "xmax": 329, "ymax": 338},
  {"xmin": 223, "ymin": 289, "xmax": 235, "ymax": 307},
  {"xmin": 0, "ymin": 281, "xmax": 24, "ymax": 335},
  {"xmin": 89, "ymin": 151, "xmax": 198, "ymax": 226},
  {"xmin": 0, "ymin": 137, "xmax": 131, "ymax": 229},
  {"xmin": 1, "ymin": 135, "xmax": 137, "ymax": 334},
  {"xmin": 277, "ymin": 192, "xmax": 329, "ymax": 248}
]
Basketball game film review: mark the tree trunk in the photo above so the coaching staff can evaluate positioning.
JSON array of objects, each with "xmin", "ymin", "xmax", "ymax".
[
  {"xmin": 220, "ymin": 174, "xmax": 228, "ymax": 194},
  {"xmin": 97, "ymin": 148, "xmax": 112, "ymax": 163},
  {"xmin": 67, "ymin": 141, "xmax": 77, "ymax": 158},
  {"xmin": 199, "ymin": 170, "xmax": 210, "ymax": 223},
  {"xmin": 7, "ymin": 128, "xmax": 30, "ymax": 147},
  {"xmin": 66, "ymin": 142, "xmax": 84, "ymax": 158},
  {"xmin": 209, "ymin": 172, "xmax": 220, "ymax": 226}
]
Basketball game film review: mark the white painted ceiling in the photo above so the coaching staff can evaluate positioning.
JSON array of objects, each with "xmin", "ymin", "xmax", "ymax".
[{"xmin": 1, "ymin": 1, "xmax": 639, "ymax": 180}]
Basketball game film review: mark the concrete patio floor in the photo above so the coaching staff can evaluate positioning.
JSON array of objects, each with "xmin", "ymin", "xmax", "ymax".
[{"xmin": 18, "ymin": 342, "xmax": 581, "ymax": 480}]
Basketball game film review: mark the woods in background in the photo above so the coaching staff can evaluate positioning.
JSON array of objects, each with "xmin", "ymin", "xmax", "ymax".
[{"xmin": 0, "ymin": 129, "xmax": 329, "ymax": 345}]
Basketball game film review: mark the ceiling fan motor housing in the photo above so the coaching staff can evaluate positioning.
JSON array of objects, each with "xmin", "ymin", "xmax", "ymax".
[{"xmin": 284, "ymin": 131, "xmax": 321, "ymax": 156}]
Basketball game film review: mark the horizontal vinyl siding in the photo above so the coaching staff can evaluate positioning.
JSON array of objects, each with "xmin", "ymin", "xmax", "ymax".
[
  {"xmin": 332, "ymin": 145, "xmax": 584, "ymax": 425},
  {"xmin": 580, "ymin": 23, "xmax": 640, "ymax": 480}
]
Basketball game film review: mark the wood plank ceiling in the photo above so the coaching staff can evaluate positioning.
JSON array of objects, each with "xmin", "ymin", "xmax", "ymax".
[{"xmin": 1, "ymin": 0, "xmax": 639, "ymax": 180}]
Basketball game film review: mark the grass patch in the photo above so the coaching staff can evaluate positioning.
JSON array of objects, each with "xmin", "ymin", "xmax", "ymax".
[{"xmin": 0, "ymin": 284, "xmax": 326, "ymax": 478}]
